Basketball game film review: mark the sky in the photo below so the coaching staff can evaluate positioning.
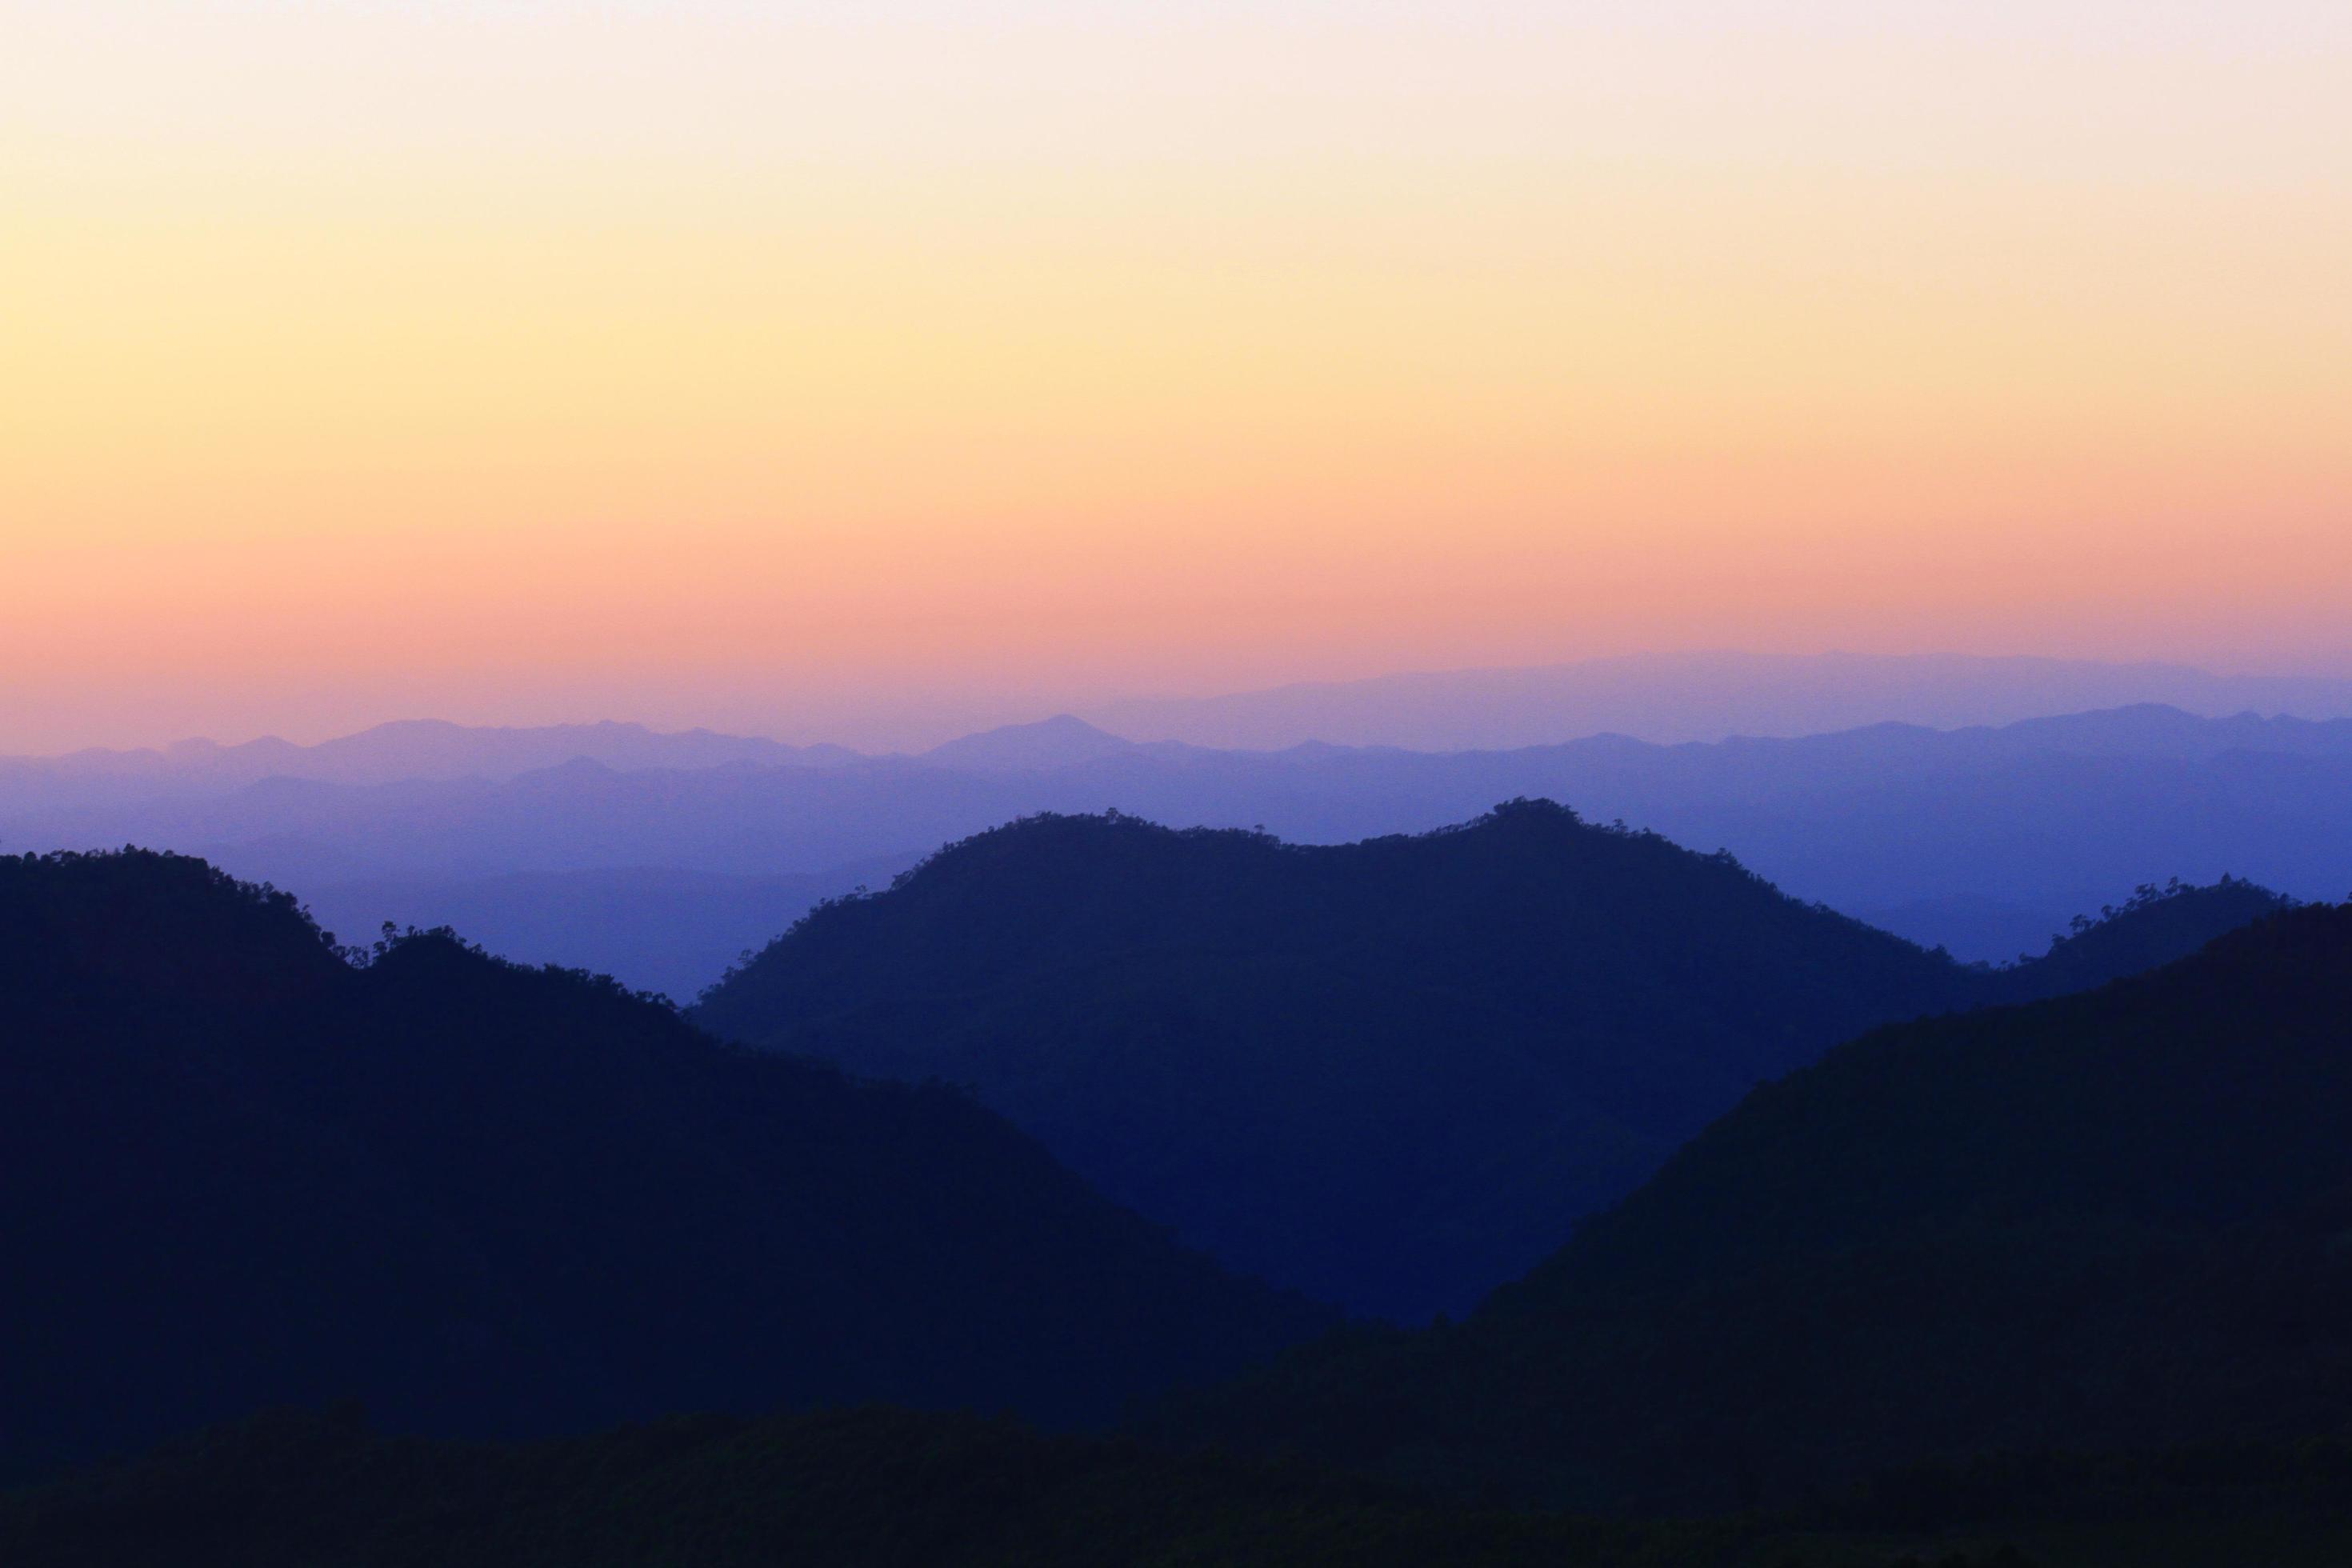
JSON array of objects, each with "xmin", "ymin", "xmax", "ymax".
[{"xmin": 5, "ymin": 1, "xmax": 2350, "ymax": 752}]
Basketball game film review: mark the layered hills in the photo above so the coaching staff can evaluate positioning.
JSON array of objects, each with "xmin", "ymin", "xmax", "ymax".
[
  {"xmin": 5, "ymin": 820, "xmax": 2346, "ymax": 1558},
  {"xmin": 695, "ymin": 803, "xmax": 2285, "ymax": 1318},
  {"xmin": 7, "ymin": 704, "xmax": 2345, "ymax": 990},
  {"xmin": 1158, "ymin": 900, "xmax": 2352, "ymax": 1510},
  {"xmin": 0, "ymin": 849, "xmax": 1326, "ymax": 1479}
]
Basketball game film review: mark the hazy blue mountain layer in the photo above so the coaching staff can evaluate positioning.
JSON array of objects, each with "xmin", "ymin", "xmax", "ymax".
[{"xmin": 7, "ymin": 704, "xmax": 2347, "ymax": 981}]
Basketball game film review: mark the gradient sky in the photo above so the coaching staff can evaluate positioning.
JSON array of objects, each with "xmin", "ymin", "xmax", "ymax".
[{"xmin": 6, "ymin": 2, "xmax": 2350, "ymax": 751}]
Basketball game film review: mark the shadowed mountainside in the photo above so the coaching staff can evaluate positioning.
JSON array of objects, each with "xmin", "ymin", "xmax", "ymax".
[
  {"xmin": 695, "ymin": 804, "xmax": 2285, "ymax": 1318},
  {"xmin": 0, "ymin": 850, "xmax": 1328, "ymax": 1481},
  {"xmin": 1154, "ymin": 901, "xmax": 2352, "ymax": 1511}
]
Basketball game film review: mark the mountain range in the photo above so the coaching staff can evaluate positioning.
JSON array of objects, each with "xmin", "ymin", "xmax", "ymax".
[
  {"xmin": 6, "ymin": 702, "xmax": 2350, "ymax": 993},
  {"xmin": 695, "ymin": 804, "xmax": 2287, "ymax": 1318},
  {"xmin": 9, "ymin": 850, "xmax": 2352, "ymax": 1562}
]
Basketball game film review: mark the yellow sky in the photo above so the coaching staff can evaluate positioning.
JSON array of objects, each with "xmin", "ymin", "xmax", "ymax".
[{"xmin": 4, "ymin": 2, "xmax": 2349, "ymax": 750}]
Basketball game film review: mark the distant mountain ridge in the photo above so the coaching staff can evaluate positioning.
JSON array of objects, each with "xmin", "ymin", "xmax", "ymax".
[
  {"xmin": 0, "ymin": 718, "xmax": 854, "ymax": 800},
  {"xmin": 21, "ymin": 650, "xmax": 2352, "ymax": 794},
  {"xmin": 8, "ymin": 702, "xmax": 2350, "ymax": 982},
  {"xmin": 919, "ymin": 714, "xmax": 1150, "ymax": 773},
  {"xmin": 1087, "ymin": 651, "xmax": 2352, "ymax": 750},
  {"xmin": 695, "ymin": 804, "xmax": 2287, "ymax": 1318}
]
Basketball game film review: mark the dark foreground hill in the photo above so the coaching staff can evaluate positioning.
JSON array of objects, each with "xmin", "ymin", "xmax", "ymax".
[
  {"xmin": 694, "ymin": 803, "xmax": 2283, "ymax": 1318},
  {"xmin": 14, "ymin": 1406, "xmax": 2352, "ymax": 1568},
  {"xmin": 1157, "ymin": 901, "xmax": 2352, "ymax": 1510},
  {"xmin": 0, "ymin": 850, "xmax": 1327, "ymax": 1480}
]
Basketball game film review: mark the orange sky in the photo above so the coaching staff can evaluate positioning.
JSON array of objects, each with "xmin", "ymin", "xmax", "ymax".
[{"xmin": 5, "ymin": 3, "xmax": 2349, "ymax": 751}]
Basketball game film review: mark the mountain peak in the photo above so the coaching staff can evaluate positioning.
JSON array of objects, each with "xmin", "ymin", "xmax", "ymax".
[
  {"xmin": 920, "ymin": 714, "xmax": 1134, "ymax": 773},
  {"xmin": 696, "ymin": 802, "xmax": 1968, "ymax": 1318}
]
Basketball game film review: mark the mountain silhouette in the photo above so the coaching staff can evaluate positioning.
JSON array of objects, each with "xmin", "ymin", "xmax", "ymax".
[
  {"xmin": 1158, "ymin": 899, "xmax": 2352, "ymax": 1510},
  {"xmin": 0, "ymin": 849, "xmax": 1327, "ymax": 1480},
  {"xmin": 918, "ymin": 714, "xmax": 1143, "ymax": 773},
  {"xmin": 694, "ymin": 804, "xmax": 2284, "ymax": 1318}
]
